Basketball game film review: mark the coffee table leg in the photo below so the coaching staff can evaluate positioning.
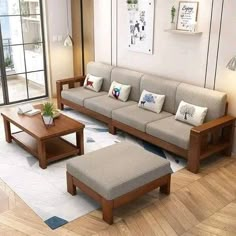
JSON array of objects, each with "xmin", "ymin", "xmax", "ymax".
[
  {"xmin": 38, "ymin": 141, "xmax": 47, "ymax": 169},
  {"xmin": 76, "ymin": 129, "xmax": 84, "ymax": 155},
  {"xmin": 3, "ymin": 118, "xmax": 12, "ymax": 143}
]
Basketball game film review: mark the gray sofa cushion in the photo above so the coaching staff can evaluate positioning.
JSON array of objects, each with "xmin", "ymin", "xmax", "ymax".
[
  {"xmin": 146, "ymin": 116, "xmax": 193, "ymax": 150},
  {"xmin": 112, "ymin": 105, "xmax": 172, "ymax": 132},
  {"xmin": 61, "ymin": 87, "xmax": 106, "ymax": 106},
  {"xmin": 84, "ymin": 95, "xmax": 136, "ymax": 118},
  {"xmin": 111, "ymin": 67, "xmax": 143, "ymax": 102},
  {"xmin": 87, "ymin": 62, "xmax": 114, "ymax": 92},
  {"xmin": 175, "ymin": 83, "xmax": 227, "ymax": 121},
  {"xmin": 67, "ymin": 141, "xmax": 172, "ymax": 200},
  {"xmin": 140, "ymin": 75, "xmax": 180, "ymax": 114}
]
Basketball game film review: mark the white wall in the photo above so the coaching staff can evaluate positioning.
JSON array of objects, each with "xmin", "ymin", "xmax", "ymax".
[
  {"xmin": 43, "ymin": 0, "xmax": 74, "ymax": 97},
  {"xmin": 94, "ymin": 0, "xmax": 112, "ymax": 64},
  {"xmin": 94, "ymin": 0, "xmax": 236, "ymax": 153},
  {"xmin": 213, "ymin": 0, "xmax": 236, "ymax": 153}
]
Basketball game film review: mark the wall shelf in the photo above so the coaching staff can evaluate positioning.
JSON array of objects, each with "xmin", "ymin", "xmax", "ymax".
[{"xmin": 164, "ymin": 29, "xmax": 202, "ymax": 35}]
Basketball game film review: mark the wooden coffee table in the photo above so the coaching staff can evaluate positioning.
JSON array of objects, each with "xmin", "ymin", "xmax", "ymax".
[{"xmin": 1, "ymin": 105, "xmax": 85, "ymax": 169}]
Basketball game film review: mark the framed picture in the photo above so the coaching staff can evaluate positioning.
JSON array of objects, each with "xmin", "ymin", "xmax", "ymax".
[
  {"xmin": 127, "ymin": 0, "xmax": 155, "ymax": 54},
  {"xmin": 176, "ymin": 1, "xmax": 199, "ymax": 31}
]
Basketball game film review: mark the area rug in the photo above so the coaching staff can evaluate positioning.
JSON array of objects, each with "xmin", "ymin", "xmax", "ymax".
[{"xmin": 0, "ymin": 108, "xmax": 186, "ymax": 229}]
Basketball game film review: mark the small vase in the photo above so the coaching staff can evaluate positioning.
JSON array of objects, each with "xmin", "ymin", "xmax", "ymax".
[
  {"xmin": 42, "ymin": 115, "xmax": 54, "ymax": 126},
  {"xmin": 170, "ymin": 22, "xmax": 176, "ymax": 30},
  {"xmin": 128, "ymin": 4, "xmax": 138, "ymax": 11}
]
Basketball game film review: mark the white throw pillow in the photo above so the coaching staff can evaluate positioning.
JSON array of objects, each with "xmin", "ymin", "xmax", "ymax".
[
  {"xmin": 83, "ymin": 74, "xmax": 103, "ymax": 92},
  {"xmin": 175, "ymin": 101, "xmax": 208, "ymax": 126},
  {"xmin": 108, "ymin": 81, "xmax": 131, "ymax": 102},
  {"xmin": 138, "ymin": 90, "xmax": 165, "ymax": 114}
]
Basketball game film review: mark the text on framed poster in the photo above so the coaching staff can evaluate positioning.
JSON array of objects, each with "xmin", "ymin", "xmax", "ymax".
[{"xmin": 177, "ymin": 1, "xmax": 199, "ymax": 31}]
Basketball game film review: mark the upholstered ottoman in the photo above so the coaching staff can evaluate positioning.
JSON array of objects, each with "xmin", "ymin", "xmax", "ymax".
[{"xmin": 66, "ymin": 142, "xmax": 172, "ymax": 224}]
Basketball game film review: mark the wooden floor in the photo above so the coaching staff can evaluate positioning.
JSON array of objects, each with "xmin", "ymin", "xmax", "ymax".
[
  {"xmin": 0, "ymin": 154, "xmax": 236, "ymax": 235},
  {"xmin": 0, "ymin": 103, "xmax": 236, "ymax": 235}
]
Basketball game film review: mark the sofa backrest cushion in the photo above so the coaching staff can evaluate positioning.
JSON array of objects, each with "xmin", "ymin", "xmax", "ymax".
[
  {"xmin": 175, "ymin": 83, "xmax": 227, "ymax": 121},
  {"xmin": 87, "ymin": 62, "xmax": 114, "ymax": 92},
  {"xmin": 140, "ymin": 75, "xmax": 180, "ymax": 114},
  {"xmin": 111, "ymin": 67, "xmax": 143, "ymax": 102}
]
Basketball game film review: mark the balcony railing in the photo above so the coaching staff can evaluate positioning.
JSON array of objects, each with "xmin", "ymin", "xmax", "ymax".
[{"xmin": 3, "ymin": 38, "xmax": 14, "ymax": 70}]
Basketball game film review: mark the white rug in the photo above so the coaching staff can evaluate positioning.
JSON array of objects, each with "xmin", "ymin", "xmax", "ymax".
[{"xmin": 0, "ymin": 108, "xmax": 186, "ymax": 229}]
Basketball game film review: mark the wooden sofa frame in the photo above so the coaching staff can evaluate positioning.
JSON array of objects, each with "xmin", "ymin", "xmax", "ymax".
[
  {"xmin": 67, "ymin": 171, "xmax": 171, "ymax": 224},
  {"xmin": 57, "ymin": 76, "xmax": 236, "ymax": 174}
]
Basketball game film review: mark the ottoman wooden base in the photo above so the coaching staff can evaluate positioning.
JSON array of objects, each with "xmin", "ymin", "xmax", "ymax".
[{"xmin": 67, "ymin": 171, "xmax": 171, "ymax": 224}]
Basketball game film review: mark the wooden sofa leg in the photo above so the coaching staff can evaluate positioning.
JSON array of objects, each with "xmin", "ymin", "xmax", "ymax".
[
  {"xmin": 187, "ymin": 154, "xmax": 200, "ymax": 174},
  {"xmin": 187, "ymin": 131, "xmax": 201, "ymax": 174},
  {"xmin": 160, "ymin": 174, "xmax": 171, "ymax": 194},
  {"xmin": 67, "ymin": 172, "xmax": 76, "ymax": 196},
  {"xmin": 58, "ymin": 102, "xmax": 64, "ymax": 111},
  {"xmin": 222, "ymin": 124, "xmax": 235, "ymax": 156},
  {"xmin": 102, "ymin": 199, "xmax": 113, "ymax": 225},
  {"xmin": 109, "ymin": 124, "xmax": 117, "ymax": 135}
]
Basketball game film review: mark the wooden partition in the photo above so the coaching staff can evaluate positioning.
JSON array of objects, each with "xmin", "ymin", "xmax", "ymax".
[{"xmin": 71, "ymin": 0, "xmax": 94, "ymax": 76}]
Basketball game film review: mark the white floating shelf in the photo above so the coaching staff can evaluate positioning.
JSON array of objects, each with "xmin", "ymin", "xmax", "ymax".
[{"xmin": 165, "ymin": 29, "xmax": 202, "ymax": 35}]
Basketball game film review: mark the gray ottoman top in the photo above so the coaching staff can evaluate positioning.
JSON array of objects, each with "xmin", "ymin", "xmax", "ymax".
[{"xmin": 67, "ymin": 142, "xmax": 172, "ymax": 200}]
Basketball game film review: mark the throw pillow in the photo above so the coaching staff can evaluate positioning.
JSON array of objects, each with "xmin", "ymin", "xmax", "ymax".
[
  {"xmin": 108, "ymin": 81, "xmax": 131, "ymax": 102},
  {"xmin": 175, "ymin": 101, "xmax": 208, "ymax": 126},
  {"xmin": 83, "ymin": 74, "xmax": 103, "ymax": 92},
  {"xmin": 138, "ymin": 90, "xmax": 165, "ymax": 114}
]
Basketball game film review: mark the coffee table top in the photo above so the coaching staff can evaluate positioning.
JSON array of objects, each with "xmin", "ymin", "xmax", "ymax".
[{"xmin": 1, "ymin": 105, "xmax": 85, "ymax": 140}]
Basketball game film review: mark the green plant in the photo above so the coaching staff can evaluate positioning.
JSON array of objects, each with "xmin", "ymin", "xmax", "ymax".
[
  {"xmin": 127, "ymin": 0, "xmax": 138, "ymax": 4},
  {"xmin": 171, "ymin": 6, "xmax": 176, "ymax": 23},
  {"xmin": 42, "ymin": 102, "xmax": 54, "ymax": 117},
  {"xmin": 4, "ymin": 57, "xmax": 13, "ymax": 68}
]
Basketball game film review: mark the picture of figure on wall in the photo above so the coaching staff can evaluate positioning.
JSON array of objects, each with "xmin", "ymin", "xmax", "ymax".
[{"xmin": 127, "ymin": 0, "xmax": 154, "ymax": 54}]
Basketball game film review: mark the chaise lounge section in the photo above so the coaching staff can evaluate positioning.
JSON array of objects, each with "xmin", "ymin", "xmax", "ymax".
[{"xmin": 57, "ymin": 62, "xmax": 236, "ymax": 173}]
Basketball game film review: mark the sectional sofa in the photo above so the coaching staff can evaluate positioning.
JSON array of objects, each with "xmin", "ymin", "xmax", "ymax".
[{"xmin": 57, "ymin": 62, "xmax": 235, "ymax": 173}]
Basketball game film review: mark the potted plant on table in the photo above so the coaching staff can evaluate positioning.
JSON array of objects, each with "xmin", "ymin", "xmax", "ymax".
[{"xmin": 42, "ymin": 102, "xmax": 54, "ymax": 127}]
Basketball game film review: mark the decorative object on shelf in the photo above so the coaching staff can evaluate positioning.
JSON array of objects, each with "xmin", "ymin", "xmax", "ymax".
[
  {"xmin": 171, "ymin": 6, "xmax": 176, "ymax": 30},
  {"xmin": 127, "ymin": 0, "xmax": 139, "ymax": 11},
  {"xmin": 64, "ymin": 0, "xmax": 73, "ymax": 47},
  {"xmin": 226, "ymin": 56, "xmax": 236, "ymax": 71},
  {"xmin": 177, "ymin": 1, "xmax": 199, "ymax": 32},
  {"xmin": 42, "ymin": 102, "xmax": 55, "ymax": 127},
  {"xmin": 127, "ymin": 0, "xmax": 154, "ymax": 54}
]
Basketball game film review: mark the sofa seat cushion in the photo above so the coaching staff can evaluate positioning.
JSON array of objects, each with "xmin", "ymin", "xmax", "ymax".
[
  {"xmin": 61, "ymin": 87, "xmax": 106, "ymax": 106},
  {"xmin": 146, "ymin": 116, "xmax": 193, "ymax": 150},
  {"xmin": 84, "ymin": 95, "xmax": 136, "ymax": 118},
  {"xmin": 67, "ymin": 142, "xmax": 172, "ymax": 200},
  {"xmin": 112, "ymin": 105, "xmax": 172, "ymax": 132}
]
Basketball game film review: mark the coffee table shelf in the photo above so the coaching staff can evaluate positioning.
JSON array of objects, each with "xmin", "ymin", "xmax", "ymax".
[
  {"xmin": 2, "ymin": 105, "xmax": 84, "ymax": 169},
  {"xmin": 12, "ymin": 131, "xmax": 80, "ymax": 163}
]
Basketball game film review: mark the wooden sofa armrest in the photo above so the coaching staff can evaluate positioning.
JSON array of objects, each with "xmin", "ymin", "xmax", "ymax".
[
  {"xmin": 191, "ymin": 115, "xmax": 236, "ymax": 135},
  {"xmin": 56, "ymin": 75, "xmax": 86, "ymax": 87},
  {"xmin": 56, "ymin": 75, "xmax": 86, "ymax": 110},
  {"xmin": 187, "ymin": 115, "xmax": 235, "ymax": 173}
]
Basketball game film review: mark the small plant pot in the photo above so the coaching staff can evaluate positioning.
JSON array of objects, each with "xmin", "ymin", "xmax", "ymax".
[
  {"xmin": 42, "ymin": 115, "xmax": 54, "ymax": 127},
  {"xmin": 127, "ymin": 4, "xmax": 138, "ymax": 11}
]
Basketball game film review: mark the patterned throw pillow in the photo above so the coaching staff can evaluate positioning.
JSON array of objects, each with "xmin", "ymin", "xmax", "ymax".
[
  {"xmin": 175, "ymin": 101, "xmax": 208, "ymax": 126},
  {"xmin": 108, "ymin": 81, "xmax": 131, "ymax": 102},
  {"xmin": 83, "ymin": 74, "xmax": 103, "ymax": 92},
  {"xmin": 138, "ymin": 90, "xmax": 165, "ymax": 113}
]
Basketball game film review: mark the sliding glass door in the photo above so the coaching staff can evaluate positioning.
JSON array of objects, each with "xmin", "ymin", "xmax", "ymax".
[{"xmin": 0, "ymin": 0, "xmax": 47, "ymax": 105}]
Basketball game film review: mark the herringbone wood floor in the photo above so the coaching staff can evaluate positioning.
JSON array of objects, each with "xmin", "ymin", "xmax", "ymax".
[
  {"xmin": 0, "ymin": 155, "xmax": 236, "ymax": 236},
  {"xmin": 1, "ymin": 103, "xmax": 236, "ymax": 235}
]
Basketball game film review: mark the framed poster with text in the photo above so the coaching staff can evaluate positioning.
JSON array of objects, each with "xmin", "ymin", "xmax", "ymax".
[{"xmin": 177, "ymin": 1, "xmax": 199, "ymax": 31}]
